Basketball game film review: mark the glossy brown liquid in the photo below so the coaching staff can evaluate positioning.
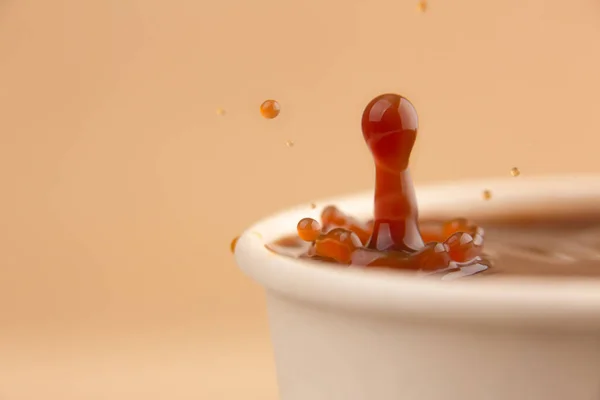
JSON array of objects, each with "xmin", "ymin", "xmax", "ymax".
[
  {"xmin": 260, "ymin": 99, "xmax": 281, "ymax": 119},
  {"xmin": 362, "ymin": 94, "xmax": 423, "ymax": 252},
  {"xmin": 269, "ymin": 93, "xmax": 488, "ymax": 277},
  {"xmin": 271, "ymin": 215, "xmax": 600, "ymax": 278}
]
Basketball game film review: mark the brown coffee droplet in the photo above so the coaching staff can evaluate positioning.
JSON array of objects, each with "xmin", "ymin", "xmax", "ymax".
[
  {"xmin": 310, "ymin": 203, "xmax": 317, "ymax": 209},
  {"xmin": 230, "ymin": 236, "xmax": 240, "ymax": 253},
  {"xmin": 216, "ymin": 108, "xmax": 226, "ymax": 116},
  {"xmin": 417, "ymin": 0, "xmax": 427, "ymax": 12},
  {"xmin": 482, "ymin": 189, "xmax": 492, "ymax": 200},
  {"xmin": 297, "ymin": 218, "xmax": 321, "ymax": 242},
  {"xmin": 260, "ymin": 100, "xmax": 281, "ymax": 119},
  {"xmin": 510, "ymin": 167, "xmax": 520, "ymax": 177},
  {"xmin": 285, "ymin": 140, "xmax": 295, "ymax": 147}
]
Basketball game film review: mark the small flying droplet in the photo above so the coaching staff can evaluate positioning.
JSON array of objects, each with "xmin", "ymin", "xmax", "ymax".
[
  {"xmin": 216, "ymin": 108, "xmax": 226, "ymax": 116},
  {"xmin": 510, "ymin": 167, "xmax": 520, "ymax": 177},
  {"xmin": 417, "ymin": 0, "xmax": 427, "ymax": 12},
  {"xmin": 482, "ymin": 189, "xmax": 492, "ymax": 201},
  {"xmin": 310, "ymin": 203, "xmax": 317, "ymax": 209},
  {"xmin": 230, "ymin": 236, "xmax": 240, "ymax": 254},
  {"xmin": 285, "ymin": 140, "xmax": 295, "ymax": 148},
  {"xmin": 260, "ymin": 99, "xmax": 281, "ymax": 119}
]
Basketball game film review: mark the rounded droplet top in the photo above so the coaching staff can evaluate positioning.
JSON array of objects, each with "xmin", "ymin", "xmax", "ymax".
[
  {"xmin": 297, "ymin": 218, "xmax": 321, "ymax": 242},
  {"xmin": 260, "ymin": 99, "xmax": 281, "ymax": 119},
  {"xmin": 361, "ymin": 93, "xmax": 418, "ymax": 171}
]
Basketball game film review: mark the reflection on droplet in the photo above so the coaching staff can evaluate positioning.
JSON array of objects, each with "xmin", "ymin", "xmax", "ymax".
[{"xmin": 260, "ymin": 100, "xmax": 281, "ymax": 119}]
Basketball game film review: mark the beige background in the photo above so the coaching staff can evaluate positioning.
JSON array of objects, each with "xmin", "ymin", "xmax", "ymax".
[{"xmin": 1, "ymin": 0, "xmax": 600, "ymax": 398}]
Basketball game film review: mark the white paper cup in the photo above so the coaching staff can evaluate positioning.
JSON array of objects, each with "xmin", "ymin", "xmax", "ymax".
[{"xmin": 235, "ymin": 175, "xmax": 600, "ymax": 400}]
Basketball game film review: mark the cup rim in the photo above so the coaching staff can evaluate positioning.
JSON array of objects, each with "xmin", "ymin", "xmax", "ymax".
[{"xmin": 235, "ymin": 174, "xmax": 600, "ymax": 329}]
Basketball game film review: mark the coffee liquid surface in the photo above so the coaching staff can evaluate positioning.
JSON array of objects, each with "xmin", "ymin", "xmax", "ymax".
[
  {"xmin": 269, "ymin": 215, "xmax": 600, "ymax": 279},
  {"xmin": 473, "ymin": 217, "xmax": 600, "ymax": 278}
]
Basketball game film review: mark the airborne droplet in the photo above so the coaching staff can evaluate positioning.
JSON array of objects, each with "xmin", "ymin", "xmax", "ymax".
[{"xmin": 260, "ymin": 99, "xmax": 281, "ymax": 119}]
